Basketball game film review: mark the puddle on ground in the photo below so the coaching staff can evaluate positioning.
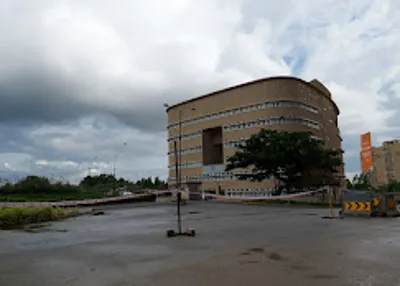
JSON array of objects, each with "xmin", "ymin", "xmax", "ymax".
[
  {"xmin": 268, "ymin": 252, "xmax": 282, "ymax": 261},
  {"xmin": 19, "ymin": 224, "xmax": 69, "ymax": 233},
  {"xmin": 1, "ymin": 223, "xmax": 51, "ymax": 232},
  {"xmin": 239, "ymin": 247, "xmax": 283, "ymax": 265}
]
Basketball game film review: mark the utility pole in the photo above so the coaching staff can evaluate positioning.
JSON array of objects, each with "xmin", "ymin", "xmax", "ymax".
[
  {"xmin": 163, "ymin": 103, "xmax": 196, "ymax": 191},
  {"xmin": 113, "ymin": 156, "xmax": 116, "ymax": 194},
  {"xmin": 174, "ymin": 141, "xmax": 179, "ymax": 189},
  {"xmin": 113, "ymin": 142, "xmax": 127, "ymax": 194},
  {"xmin": 178, "ymin": 109, "xmax": 182, "ymax": 190}
]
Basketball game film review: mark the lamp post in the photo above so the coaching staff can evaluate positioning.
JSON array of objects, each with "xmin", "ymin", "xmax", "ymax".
[
  {"xmin": 178, "ymin": 109, "xmax": 183, "ymax": 189},
  {"xmin": 163, "ymin": 104, "xmax": 195, "ymax": 190},
  {"xmin": 113, "ymin": 142, "xmax": 127, "ymax": 193},
  {"xmin": 88, "ymin": 156, "xmax": 98, "ymax": 177}
]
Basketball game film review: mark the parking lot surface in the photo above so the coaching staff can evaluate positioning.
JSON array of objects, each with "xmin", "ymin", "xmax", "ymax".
[{"xmin": 1, "ymin": 202, "xmax": 400, "ymax": 286}]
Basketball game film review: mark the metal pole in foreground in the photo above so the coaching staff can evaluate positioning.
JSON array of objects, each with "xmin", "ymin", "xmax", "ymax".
[
  {"xmin": 174, "ymin": 141, "xmax": 179, "ymax": 189},
  {"xmin": 113, "ymin": 142, "xmax": 127, "ymax": 194},
  {"xmin": 178, "ymin": 109, "xmax": 182, "ymax": 190},
  {"xmin": 328, "ymin": 187, "xmax": 333, "ymax": 217},
  {"xmin": 113, "ymin": 155, "xmax": 116, "ymax": 194},
  {"xmin": 177, "ymin": 192, "xmax": 182, "ymax": 234}
]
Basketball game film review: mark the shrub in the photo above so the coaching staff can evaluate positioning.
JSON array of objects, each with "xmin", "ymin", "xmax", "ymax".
[{"xmin": 0, "ymin": 206, "xmax": 78, "ymax": 229}]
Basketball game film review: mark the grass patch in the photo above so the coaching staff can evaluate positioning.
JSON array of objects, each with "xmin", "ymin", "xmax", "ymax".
[
  {"xmin": 0, "ymin": 193, "xmax": 156, "ymax": 204},
  {"xmin": 0, "ymin": 206, "xmax": 78, "ymax": 229},
  {"xmin": 0, "ymin": 193, "xmax": 114, "ymax": 203}
]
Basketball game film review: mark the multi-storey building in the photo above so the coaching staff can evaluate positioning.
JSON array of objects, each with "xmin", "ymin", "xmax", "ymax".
[
  {"xmin": 371, "ymin": 140, "xmax": 400, "ymax": 185},
  {"xmin": 166, "ymin": 76, "xmax": 343, "ymax": 196}
]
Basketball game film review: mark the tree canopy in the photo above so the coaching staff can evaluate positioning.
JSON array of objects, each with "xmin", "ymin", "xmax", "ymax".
[
  {"xmin": 346, "ymin": 173, "xmax": 370, "ymax": 190},
  {"xmin": 79, "ymin": 174, "xmax": 167, "ymax": 190},
  {"xmin": 226, "ymin": 129, "xmax": 343, "ymax": 193},
  {"xmin": 347, "ymin": 173, "xmax": 400, "ymax": 192},
  {"xmin": 0, "ymin": 174, "xmax": 168, "ymax": 202}
]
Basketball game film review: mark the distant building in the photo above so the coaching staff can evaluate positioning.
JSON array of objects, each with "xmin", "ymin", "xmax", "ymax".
[
  {"xmin": 371, "ymin": 140, "xmax": 400, "ymax": 185},
  {"xmin": 166, "ymin": 76, "xmax": 344, "ymax": 197}
]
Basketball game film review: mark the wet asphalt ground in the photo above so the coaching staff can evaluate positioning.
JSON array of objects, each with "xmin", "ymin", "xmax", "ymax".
[{"xmin": 0, "ymin": 201, "xmax": 400, "ymax": 286}]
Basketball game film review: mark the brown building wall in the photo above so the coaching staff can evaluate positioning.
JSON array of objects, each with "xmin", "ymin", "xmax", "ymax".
[
  {"xmin": 166, "ymin": 76, "xmax": 343, "ymax": 195},
  {"xmin": 372, "ymin": 140, "xmax": 400, "ymax": 185}
]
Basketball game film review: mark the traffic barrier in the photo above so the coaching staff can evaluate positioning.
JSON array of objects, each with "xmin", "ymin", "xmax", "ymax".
[
  {"xmin": 344, "ymin": 201, "xmax": 371, "ymax": 211},
  {"xmin": 342, "ymin": 190, "xmax": 398, "ymax": 217},
  {"xmin": 342, "ymin": 190, "xmax": 372, "ymax": 216}
]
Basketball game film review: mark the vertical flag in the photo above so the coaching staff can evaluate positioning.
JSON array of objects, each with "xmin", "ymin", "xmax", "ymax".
[{"xmin": 360, "ymin": 132, "xmax": 373, "ymax": 173}]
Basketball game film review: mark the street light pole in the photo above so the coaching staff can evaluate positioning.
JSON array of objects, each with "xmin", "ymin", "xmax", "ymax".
[
  {"xmin": 164, "ymin": 103, "xmax": 195, "ymax": 190},
  {"xmin": 178, "ymin": 109, "xmax": 182, "ymax": 190},
  {"xmin": 113, "ymin": 142, "xmax": 127, "ymax": 194}
]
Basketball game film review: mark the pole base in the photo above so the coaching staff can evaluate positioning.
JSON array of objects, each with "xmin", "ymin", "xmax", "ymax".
[
  {"xmin": 166, "ymin": 228, "xmax": 196, "ymax": 238},
  {"xmin": 321, "ymin": 216, "xmax": 344, "ymax": 219}
]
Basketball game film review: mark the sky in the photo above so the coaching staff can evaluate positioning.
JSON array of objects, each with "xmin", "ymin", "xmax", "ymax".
[{"xmin": 0, "ymin": 0, "xmax": 399, "ymax": 183}]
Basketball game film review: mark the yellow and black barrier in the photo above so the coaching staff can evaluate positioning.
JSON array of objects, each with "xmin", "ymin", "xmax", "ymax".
[
  {"xmin": 342, "ymin": 190, "xmax": 372, "ymax": 217},
  {"xmin": 372, "ymin": 197, "xmax": 380, "ymax": 207},
  {"xmin": 344, "ymin": 201, "xmax": 371, "ymax": 211},
  {"xmin": 343, "ymin": 191, "xmax": 399, "ymax": 217}
]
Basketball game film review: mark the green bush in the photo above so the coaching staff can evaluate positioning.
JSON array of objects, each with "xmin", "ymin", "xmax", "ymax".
[
  {"xmin": 0, "ymin": 175, "xmax": 161, "ymax": 203},
  {"xmin": 0, "ymin": 206, "xmax": 78, "ymax": 229}
]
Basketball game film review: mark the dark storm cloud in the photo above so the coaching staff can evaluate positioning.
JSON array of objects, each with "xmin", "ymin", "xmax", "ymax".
[
  {"xmin": 0, "ymin": 69, "xmax": 95, "ymax": 124},
  {"xmin": 0, "ymin": 114, "xmax": 166, "ymax": 165},
  {"xmin": 0, "ymin": 66, "xmax": 170, "ymax": 132},
  {"xmin": 0, "ymin": 4, "xmax": 165, "ymax": 133},
  {"xmin": 0, "ymin": 125, "xmax": 32, "ymax": 154}
]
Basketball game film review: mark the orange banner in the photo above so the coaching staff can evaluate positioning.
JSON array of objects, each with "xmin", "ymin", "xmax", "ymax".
[{"xmin": 360, "ymin": 132, "xmax": 373, "ymax": 173}]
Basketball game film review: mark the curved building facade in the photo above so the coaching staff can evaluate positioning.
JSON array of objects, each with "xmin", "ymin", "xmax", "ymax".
[{"xmin": 166, "ymin": 76, "xmax": 344, "ymax": 196}]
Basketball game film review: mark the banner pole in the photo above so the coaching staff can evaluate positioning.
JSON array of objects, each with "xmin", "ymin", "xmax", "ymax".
[{"xmin": 329, "ymin": 187, "xmax": 333, "ymax": 217}]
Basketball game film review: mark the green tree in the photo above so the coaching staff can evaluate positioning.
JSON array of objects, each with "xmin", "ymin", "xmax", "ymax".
[
  {"xmin": 346, "ymin": 178, "xmax": 353, "ymax": 189},
  {"xmin": 386, "ymin": 180, "xmax": 400, "ymax": 192},
  {"xmin": 374, "ymin": 179, "xmax": 400, "ymax": 193},
  {"xmin": 226, "ymin": 129, "xmax": 343, "ymax": 193},
  {"xmin": 80, "ymin": 174, "xmax": 129, "ymax": 190},
  {"xmin": 349, "ymin": 173, "xmax": 371, "ymax": 190}
]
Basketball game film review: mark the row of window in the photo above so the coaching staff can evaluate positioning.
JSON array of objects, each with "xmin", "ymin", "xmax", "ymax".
[
  {"xmin": 168, "ymin": 133, "xmax": 324, "ymax": 167},
  {"xmin": 168, "ymin": 100, "xmax": 319, "ymax": 129},
  {"xmin": 200, "ymin": 190, "xmax": 275, "ymax": 197},
  {"xmin": 225, "ymin": 191, "xmax": 274, "ymax": 197},
  {"xmin": 168, "ymin": 171, "xmax": 253, "ymax": 182},
  {"xmin": 167, "ymin": 131, "xmax": 201, "ymax": 142},
  {"xmin": 167, "ymin": 145, "xmax": 202, "ymax": 156},
  {"xmin": 167, "ymin": 139, "xmax": 249, "ymax": 162},
  {"xmin": 167, "ymin": 116, "xmax": 320, "ymax": 155},
  {"xmin": 168, "ymin": 160, "xmax": 202, "ymax": 169},
  {"xmin": 226, "ymin": 188, "xmax": 275, "ymax": 193},
  {"xmin": 228, "ymin": 135, "xmax": 320, "ymax": 149},
  {"xmin": 223, "ymin": 116, "xmax": 320, "ymax": 131},
  {"xmin": 168, "ymin": 117, "xmax": 326, "ymax": 143},
  {"xmin": 224, "ymin": 138, "xmax": 248, "ymax": 148},
  {"xmin": 168, "ymin": 115, "xmax": 320, "ymax": 143}
]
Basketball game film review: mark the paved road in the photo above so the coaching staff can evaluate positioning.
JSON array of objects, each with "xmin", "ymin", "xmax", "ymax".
[{"xmin": 0, "ymin": 202, "xmax": 399, "ymax": 286}]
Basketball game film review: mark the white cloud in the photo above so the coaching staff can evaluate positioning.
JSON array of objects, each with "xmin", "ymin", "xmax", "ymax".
[
  {"xmin": 375, "ymin": 135, "xmax": 395, "ymax": 146},
  {"xmin": 327, "ymin": 83, "xmax": 397, "ymax": 135},
  {"xmin": 26, "ymin": 116, "xmax": 167, "ymax": 180},
  {"xmin": 346, "ymin": 171, "xmax": 360, "ymax": 181},
  {"xmin": 0, "ymin": 0, "xmax": 399, "ymax": 181}
]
